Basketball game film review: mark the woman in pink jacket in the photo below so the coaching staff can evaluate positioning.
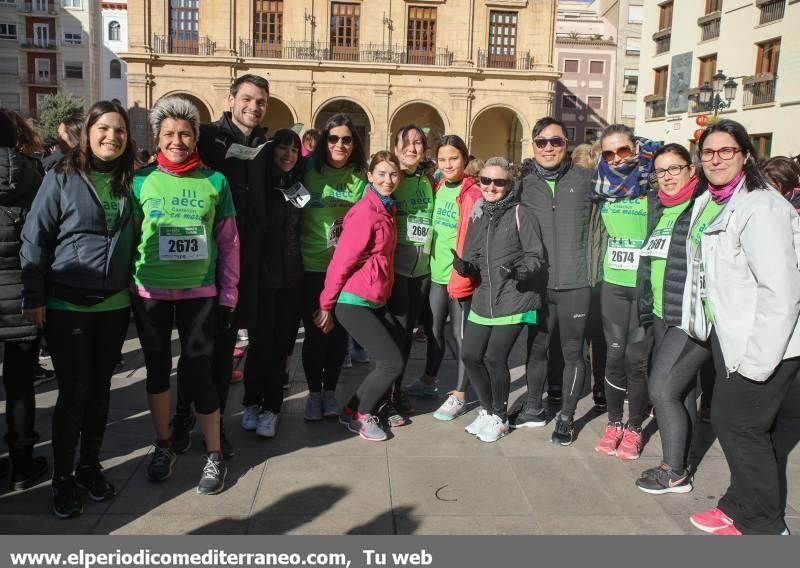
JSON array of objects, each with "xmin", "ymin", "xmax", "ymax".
[{"xmin": 315, "ymin": 152, "xmax": 402, "ymax": 441}]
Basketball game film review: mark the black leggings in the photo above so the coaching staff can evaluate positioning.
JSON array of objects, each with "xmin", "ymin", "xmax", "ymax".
[
  {"xmin": 463, "ymin": 321, "xmax": 524, "ymax": 420},
  {"xmin": 243, "ymin": 287, "xmax": 301, "ymax": 413},
  {"xmin": 301, "ymin": 271, "xmax": 348, "ymax": 393},
  {"xmin": 132, "ymin": 295, "xmax": 219, "ymax": 415},
  {"xmin": 387, "ymin": 274, "xmax": 430, "ymax": 389},
  {"xmin": 2, "ymin": 338, "xmax": 40, "ymax": 447},
  {"xmin": 649, "ymin": 317, "xmax": 710, "ymax": 471},
  {"xmin": 425, "ymin": 282, "xmax": 470, "ymax": 391},
  {"xmin": 525, "ymin": 287, "xmax": 591, "ymax": 418},
  {"xmin": 176, "ymin": 319, "xmax": 234, "ymax": 418},
  {"xmin": 335, "ymin": 303, "xmax": 404, "ymax": 413},
  {"xmin": 601, "ymin": 282, "xmax": 652, "ymax": 428},
  {"xmin": 46, "ymin": 308, "xmax": 130, "ymax": 478}
]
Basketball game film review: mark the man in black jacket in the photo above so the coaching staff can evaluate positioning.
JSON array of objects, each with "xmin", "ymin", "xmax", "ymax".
[
  {"xmin": 171, "ymin": 74, "xmax": 270, "ymax": 458},
  {"xmin": 515, "ymin": 117, "xmax": 594, "ymax": 446}
]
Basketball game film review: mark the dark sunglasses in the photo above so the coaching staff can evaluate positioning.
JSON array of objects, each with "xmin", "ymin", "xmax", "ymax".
[
  {"xmin": 479, "ymin": 176, "xmax": 511, "ymax": 188},
  {"xmin": 602, "ymin": 145, "xmax": 634, "ymax": 162},
  {"xmin": 533, "ymin": 136, "xmax": 566, "ymax": 149},
  {"xmin": 327, "ymin": 134, "xmax": 353, "ymax": 146}
]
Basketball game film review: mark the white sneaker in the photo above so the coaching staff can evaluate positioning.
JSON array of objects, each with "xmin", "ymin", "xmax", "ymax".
[
  {"xmin": 256, "ymin": 411, "xmax": 278, "ymax": 438},
  {"xmin": 241, "ymin": 405, "xmax": 259, "ymax": 431},
  {"xmin": 432, "ymin": 394, "xmax": 466, "ymax": 421},
  {"xmin": 237, "ymin": 329, "xmax": 249, "ymax": 341},
  {"xmin": 477, "ymin": 414, "xmax": 510, "ymax": 443},
  {"xmin": 465, "ymin": 409, "xmax": 492, "ymax": 435}
]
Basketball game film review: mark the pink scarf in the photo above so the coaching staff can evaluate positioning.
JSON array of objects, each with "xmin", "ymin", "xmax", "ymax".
[
  {"xmin": 156, "ymin": 151, "xmax": 202, "ymax": 176},
  {"xmin": 659, "ymin": 176, "xmax": 698, "ymax": 207},
  {"xmin": 708, "ymin": 171, "xmax": 745, "ymax": 205}
]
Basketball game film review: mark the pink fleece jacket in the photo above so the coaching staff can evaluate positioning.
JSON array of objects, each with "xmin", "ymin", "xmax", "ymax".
[{"xmin": 319, "ymin": 188, "xmax": 397, "ymax": 311}]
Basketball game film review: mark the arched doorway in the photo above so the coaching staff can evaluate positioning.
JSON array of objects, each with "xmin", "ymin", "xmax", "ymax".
[
  {"xmin": 314, "ymin": 99, "xmax": 372, "ymax": 155},
  {"xmin": 470, "ymin": 106, "xmax": 524, "ymax": 164},
  {"xmin": 389, "ymin": 102, "xmax": 446, "ymax": 156},
  {"xmin": 262, "ymin": 97, "xmax": 296, "ymax": 136}
]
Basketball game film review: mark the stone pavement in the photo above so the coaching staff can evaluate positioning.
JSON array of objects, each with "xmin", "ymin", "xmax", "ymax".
[{"xmin": 1, "ymin": 322, "xmax": 799, "ymax": 535}]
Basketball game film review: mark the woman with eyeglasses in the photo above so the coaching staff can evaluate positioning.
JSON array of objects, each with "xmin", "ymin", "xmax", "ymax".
[
  {"xmin": 300, "ymin": 114, "xmax": 367, "ymax": 421},
  {"xmin": 457, "ymin": 158, "xmax": 545, "ymax": 442},
  {"xmin": 686, "ymin": 120, "xmax": 800, "ymax": 536},
  {"xmin": 633, "ymin": 143, "xmax": 713, "ymax": 495},
  {"xmin": 592, "ymin": 124, "xmax": 659, "ymax": 460}
]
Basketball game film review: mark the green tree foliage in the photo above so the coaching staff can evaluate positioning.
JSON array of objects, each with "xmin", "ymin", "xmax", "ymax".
[{"xmin": 34, "ymin": 93, "xmax": 84, "ymax": 140}]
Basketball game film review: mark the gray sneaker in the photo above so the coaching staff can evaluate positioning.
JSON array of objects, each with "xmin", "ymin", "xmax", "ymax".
[
  {"xmin": 433, "ymin": 394, "xmax": 466, "ymax": 421},
  {"xmin": 256, "ymin": 411, "xmax": 278, "ymax": 438},
  {"xmin": 354, "ymin": 413, "xmax": 387, "ymax": 442},
  {"xmin": 197, "ymin": 453, "xmax": 227, "ymax": 495},
  {"xmin": 146, "ymin": 445, "xmax": 176, "ymax": 482},
  {"xmin": 322, "ymin": 390, "xmax": 339, "ymax": 418},
  {"xmin": 304, "ymin": 394, "xmax": 323, "ymax": 421},
  {"xmin": 477, "ymin": 414, "xmax": 510, "ymax": 443},
  {"xmin": 465, "ymin": 409, "xmax": 492, "ymax": 435},
  {"xmin": 403, "ymin": 378, "xmax": 439, "ymax": 399}
]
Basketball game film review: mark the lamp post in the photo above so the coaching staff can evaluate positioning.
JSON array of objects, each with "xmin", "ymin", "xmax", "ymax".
[{"xmin": 698, "ymin": 70, "xmax": 739, "ymax": 116}]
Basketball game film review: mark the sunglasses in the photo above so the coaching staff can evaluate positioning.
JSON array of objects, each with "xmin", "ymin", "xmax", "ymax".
[
  {"xmin": 533, "ymin": 137, "xmax": 566, "ymax": 149},
  {"xmin": 327, "ymin": 134, "xmax": 353, "ymax": 146},
  {"xmin": 602, "ymin": 145, "xmax": 634, "ymax": 162},
  {"xmin": 479, "ymin": 176, "xmax": 510, "ymax": 188}
]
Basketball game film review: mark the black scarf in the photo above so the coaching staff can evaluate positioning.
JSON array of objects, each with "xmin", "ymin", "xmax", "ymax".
[
  {"xmin": 482, "ymin": 189, "xmax": 517, "ymax": 218},
  {"xmin": 89, "ymin": 154, "xmax": 120, "ymax": 174},
  {"xmin": 533, "ymin": 157, "xmax": 571, "ymax": 181}
]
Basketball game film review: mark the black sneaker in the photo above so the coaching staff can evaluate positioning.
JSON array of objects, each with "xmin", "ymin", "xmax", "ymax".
[
  {"xmin": 52, "ymin": 476, "xmax": 83, "ymax": 519},
  {"xmin": 146, "ymin": 445, "xmax": 177, "ymax": 482},
  {"xmin": 170, "ymin": 410, "xmax": 196, "ymax": 454},
  {"xmin": 509, "ymin": 405, "xmax": 546, "ymax": 429},
  {"xmin": 377, "ymin": 400, "xmax": 409, "ymax": 428},
  {"xmin": 391, "ymin": 391, "xmax": 415, "ymax": 415},
  {"xmin": 32, "ymin": 364, "xmax": 55, "ymax": 387},
  {"xmin": 593, "ymin": 392, "xmax": 607, "ymax": 411},
  {"xmin": 551, "ymin": 414, "xmax": 575, "ymax": 446},
  {"xmin": 10, "ymin": 456, "xmax": 49, "ymax": 491},
  {"xmin": 75, "ymin": 463, "xmax": 116, "ymax": 501},
  {"xmin": 197, "ymin": 453, "xmax": 227, "ymax": 495},
  {"xmin": 635, "ymin": 464, "xmax": 693, "ymax": 495}
]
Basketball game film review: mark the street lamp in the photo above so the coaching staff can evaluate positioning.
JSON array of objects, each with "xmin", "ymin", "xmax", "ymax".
[{"xmin": 698, "ymin": 69, "xmax": 738, "ymax": 116}]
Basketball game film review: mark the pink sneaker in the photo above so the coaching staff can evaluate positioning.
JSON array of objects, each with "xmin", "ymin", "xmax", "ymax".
[
  {"xmin": 233, "ymin": 347, "xmax": 246, "ymax": 358},
  {"xmin": 616, "ymin": 427, "xmax": 643, "ymax": 460},
  {"xmin": 689, "ymin": 507, "xmax": 734, "ymax": 533},
  {"xmin": 595, "ymin": 422, "xmax": 624, "ymax": 455},
  {"xmin": 712, "ymin": 524, "xmax": 742, "ymax": 536},
  {"xmin": 230, "ymin": 370, "xmax": 243, "ymax": 384}
]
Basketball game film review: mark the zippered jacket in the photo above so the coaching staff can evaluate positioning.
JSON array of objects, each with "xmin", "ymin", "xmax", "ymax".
[{"xmin": 442, "ymin": 176, "xmax": 482, "ymax": 299}]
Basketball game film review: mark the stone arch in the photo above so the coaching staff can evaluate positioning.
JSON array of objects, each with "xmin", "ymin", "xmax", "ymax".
[
  {"xmin": 469, "ymin": 104, "xmax": 528, "ymax": 164},
  {"xmin": 262, "ymin": 95, "xmax": 298, "ymax": 135},
  {"xmin": 159, "ymin": 90, "xmax": 214, "ymax": 124},
  {"xmin": 389, "ymin": 100, "xmax": 449, "ymax": 154},
  {"xmin": 313, "ymin": 97, "xmax": 375, "ymax": 154}
]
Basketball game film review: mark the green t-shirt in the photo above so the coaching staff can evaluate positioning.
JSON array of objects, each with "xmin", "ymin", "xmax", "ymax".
[
  {"xmin": 545, "ymin": 179, "xmax": 556, "ymax": 196},
  {"xmin": 47, "ymin": 171, "xmax": 130, "ymax": 312},
  {"xmin": 468, "ymin": 310, "xmax": 538, "ymax": 326},
  {"xmin": 690, "ymin": 200, "xmax": 725, "ymax": 322},
  {"xmin": 394, "ymin": 174, "xmax": 434, "ymax": 248},
  {"xmin": 648, "ymin": 201, "xmax": 690, "ymax": 318},
  {"xmin": 601, "ymin": 196, "xmax": 649, "ymax": 288},
  {"xmin": 301, "ymin": 165, "xmax": 367, "ymax": 272},
  {"xmin": 430, "ymin": 182, "xmax": 461, "ymax": 285},
  {"xmin": 131, "ymin": 167, "xmax": 236, "ymax": 290}
]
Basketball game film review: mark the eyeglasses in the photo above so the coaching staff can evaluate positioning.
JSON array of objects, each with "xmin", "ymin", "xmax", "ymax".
[
  {"xmin": 602, "ymin": 146, "xmax": 634, "ymax": 162},
  {"xmin": 700, "ymin": 147, "xmax": 742, "ymax": 162},
  {"xmin": 533, "ymin": 137, "xmax": 566, "ymax": 149},
  {"xmin": 327, "ymin": 134, "xmax": 353, "ymax": 146},
  {"xmin": 479, "ymin": 176, "xmax": 510, "ymax": 188},
  {"xmin": 653, "ymin": 164, "xmax": 691, "ymax": 178}
]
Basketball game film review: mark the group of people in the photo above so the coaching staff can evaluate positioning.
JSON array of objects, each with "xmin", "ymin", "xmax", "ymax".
[{"xmin": 1, "ymin": 72, "xmax": 799, "ymax": 537}]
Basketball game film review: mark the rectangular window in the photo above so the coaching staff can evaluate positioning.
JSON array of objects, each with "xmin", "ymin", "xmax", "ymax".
[
  {"xmin": 624, "ymin": 68, "xmax": 639, "ymax": 93},
  {"xmin": 622, "ymin": 100, "xmax": 637, "ymax": 118},
  {"xmin": 659, "ymin": 2, "xmax": 674, "ymax": 31},
  {"xmin": 589, "ymin": 60, "xmax": 604, "ymax": 74},
  {"xmin": 697, "ymin": 53, "xmax": 717, "ymax": 86},
  {"xmin": 565, "ymin": 127, "xmax": 576, "ymax": 141},
  {"xmin": 587, "ymin": 96, "xmax": 602, "ymax": 110},
  {"xmin": 63, "ymin": 31, "xmax": 82, "ymax": 45},
  {"xmin": 562, "ymin": 94, "xmax": 578, "ymax": 109},
  {"xmin": 654, "ymin": 66, "xmax": 668, "ymax": 96},
  {"xmin": 64, "ymin": 61, "xmax": 83, "ymax": 79},
  {"xmin": 625, "ymin": 37, "xmax": 640, "ymax": 55},
  {"xmin": 0, "ymin": 93, "xmax": 20, "ymax": 111},
  {"xmin": 487, "ymin": 10, "xmax": 518, "ymax": 68},
  {"xmin": 563, "ymin": 59, "xmax": 579, "ymax": 73},
  {"xmin": 330, "ymin": 2, "xmax": 360, "ymax": 62},
  {"xmin": 62, "ymin": 0, "xmax": 81, "ymax": 8},
  {"xmin": 0, "ymin": 23, "xmax": 17, "ymax": 39},
  {"xmin": 407, "ymin": 6, "xmax": 437, "ymax": 65},
  {"xmin": 0, "ymin": 57, "xmax": 17, "ymax": 76},
  {"xmin": 751, "ymin": 133, "xmax": 772, "ymax": 159},
  {"xmin": 585, "ymin": 128, "xmax": 601, "ymax": 143},
  {"xmin": 705, "ymin": 0, "xmax": 722, "ymax": 13},
  {"xmin": 628, "ymin": 5, "xmax": 644, "ymax": 23},
  {"xmin": 756, "ymin": 38, "xmax": 781, "ymax": 74},
  {"xmin": 253, "ymin": 0, "xmax": 282, "ymax": 57},
  {"xmin": 169, "ymin": 0, "xmax": 199, "ymax": 50}
]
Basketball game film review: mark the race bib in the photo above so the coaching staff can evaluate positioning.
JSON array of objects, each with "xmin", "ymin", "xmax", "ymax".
[
  {"xmin": 158, "ymin": 226, "xmax": 208, "ymax": 261},
  {"xmin": 280, "ymin": 182, "xmax": 311, "ymax": 209},
  {"xmin": 641, "ymin": 229, "xmax": 671, "ymax": 259},
  {"xmin": 407, "ymin": 215, "xmax": 432, "ymax": 245},
  {"xmin": 327, "ymin": 218, "xmax": 344, "ymax": 249},
  {"xmin": 608, "ymin": 239, "xmax": 642, "ymax": 271}
]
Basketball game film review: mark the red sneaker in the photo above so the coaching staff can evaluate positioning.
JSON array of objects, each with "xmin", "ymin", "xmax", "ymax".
[
  {"xmin": 233, "ymin": 347, "xmax": 246, "ymax": 358},
  {"xmin": 595, "ymin": 422, "xmax": 624, "ymax": 455},
  {"xmin": 230, "ymin": 370, "xmax": 243, "ymax": 384},
  {"xmin": 616, "ymin": 427, "xmax": 643, "ymax": 460},
  {"xmin": 689, "ymin": 507, "xmax": 734, "ymax": 533},
  {"xmin": 712, "ymin": 524, "xmax": 742, "ymax": 536}
]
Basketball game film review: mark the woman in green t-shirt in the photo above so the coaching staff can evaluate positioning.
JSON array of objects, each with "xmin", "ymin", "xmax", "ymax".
[{"xmin": 300, "ymin": 114, "xmax": 367, "ymax": 422}]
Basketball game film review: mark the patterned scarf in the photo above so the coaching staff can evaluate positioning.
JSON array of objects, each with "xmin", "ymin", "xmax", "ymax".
[
  {"xmin": 591, "ymin": 137, "xmax": 659, "ymax": 200},
  {"xmin": 534, "ymin": 157, "xmax": 571, "ymax": 181}
]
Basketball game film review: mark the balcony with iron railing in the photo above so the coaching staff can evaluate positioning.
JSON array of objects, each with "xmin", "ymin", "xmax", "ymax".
[
  {"xmin": 698, "ymin": 11, "xmax": 721, "ymax": 41},
  {"xmin": 653, "ymin": 28, "xmax": 671, "ymax": 55},
  {"xmin": 152, "ymin": 35, "xmax": 216, "ymax": 56},
  {"xmin": 28, "ymin": 72, "xmax": 57, "ymax": 85},
  {"xmin": 476, "ymin": 49, "xmax": 533, "ymax": 70},
  {"xmin": 645, "ymin": 95, "xmax": 666, "ymax": 119},
  {"xmin": 743, "ymin": 74, "xmax": 777, "ymax": 106},
  {"xmin": 757, "ymin": 0, "xmax": 785, "ymax": 25},
  {"xmin": 688, "ymin": 89, "xmax": 714, "ymax": 114},
  {"xmin": 20, "ymin": 1, "xmax": 58, "ymax": 15},
  {"xmin": 20, "ymin": 37, "xmax": 56, "ymax": 49}
]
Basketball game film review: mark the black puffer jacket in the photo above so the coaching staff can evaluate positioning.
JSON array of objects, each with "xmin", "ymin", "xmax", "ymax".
[
  {"xmin": 197, "ymin": 113, "xmax": 267, "ymax": 328},
  {"xmin": 0, "ymin": 148, "xmax": 42, "ymax": 340},
  {"xmin": 461, "ymin": 193, "xmax": 546, "ymax": 319},
  {"xmin": 260, "ymin": 158, "xmax": 304, "ymax": 289}
]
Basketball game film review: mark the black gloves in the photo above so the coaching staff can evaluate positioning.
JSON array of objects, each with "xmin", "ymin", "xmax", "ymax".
[
  {"xmin": 499, "ymin": 263, "xmax": 530, "ymax": 282},
  {"xmin": 217, "ymin": 304, "xmax": 236, "ymax": 333},
  {"xmin": 451, "ymin": 249, "xmax": 478, "ymax": 277}
]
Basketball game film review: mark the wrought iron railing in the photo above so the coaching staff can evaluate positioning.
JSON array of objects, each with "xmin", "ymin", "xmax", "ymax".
[
  {"xmin": 476, "ymin": 49, "xmax": 533, "ymax": 70},
  {"xmin": 153, "ymin": 35, "xmax": 216, "ymax": 56},
  {"xmin": 758, "ymin": 0, "xmax": 785, "ymax": 25},
  {"xmin": 645, "ymin": 97, "xmax": 666, "ymax": 119},
  {"xmin": 743, "ymin": 74, "xmax": 777, "ymax": 106}
]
